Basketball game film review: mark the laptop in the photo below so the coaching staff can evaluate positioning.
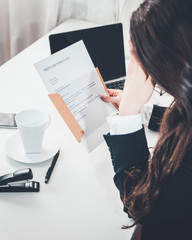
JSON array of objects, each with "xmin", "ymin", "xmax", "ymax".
[{"xmin": 49, "ymin": 23, "xmax": 126, "ymax": 90}]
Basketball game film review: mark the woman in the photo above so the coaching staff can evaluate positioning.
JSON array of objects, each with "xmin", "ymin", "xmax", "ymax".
[{"xmin": 100, "ymin": 0, "xmax": 192, "ymax": 239}]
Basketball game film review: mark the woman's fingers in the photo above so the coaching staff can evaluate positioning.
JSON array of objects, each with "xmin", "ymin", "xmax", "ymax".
[
  {"xmin": 100, "ymin": 88, "xmax": 122, "ymax": 107},
  {"xmin": 107, "ymin": 89, "xmax": 122, "ymax": 97},
  {"xmin": 100, "ymin": 94, "xmax": 120, "ymax": 104}
]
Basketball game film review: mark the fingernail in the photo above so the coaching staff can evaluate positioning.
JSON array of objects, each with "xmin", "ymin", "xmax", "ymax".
[{"xmin": 100, "ymin": 95, "xmax": 107, "ymax": 99}]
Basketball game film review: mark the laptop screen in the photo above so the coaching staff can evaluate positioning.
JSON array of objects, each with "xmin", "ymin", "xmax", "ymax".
[{"xmin": 49, "ymin": 23, "xmax": 126, "ymax": 82}]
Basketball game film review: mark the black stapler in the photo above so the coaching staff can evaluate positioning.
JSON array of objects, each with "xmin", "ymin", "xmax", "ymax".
[{"xmin": 0, "ymin": 168, "xmax": 40, "ymax": 192}]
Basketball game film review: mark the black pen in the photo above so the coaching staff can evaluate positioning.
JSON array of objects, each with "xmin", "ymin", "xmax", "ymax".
[{"xmin": 45, "ymin": 150, "xmax": 60, "ymax": 184}]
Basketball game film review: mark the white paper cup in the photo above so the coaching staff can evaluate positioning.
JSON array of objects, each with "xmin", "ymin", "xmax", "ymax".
[{"xmin": 15, "ymin": 109, "xmax": 51, "ymax": 154}]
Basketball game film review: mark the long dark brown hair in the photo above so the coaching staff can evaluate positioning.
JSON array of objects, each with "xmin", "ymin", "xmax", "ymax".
[{"xmin": 124, "ymin": 0, "xmax": 192, "ymax": 225}]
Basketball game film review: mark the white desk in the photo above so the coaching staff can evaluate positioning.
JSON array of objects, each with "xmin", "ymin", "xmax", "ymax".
[
  {"xmin": 0, "ymin": 19, "xmax": 173, "ymax": 240},
  {"xmin": 0, "ymin": 19, "xmax": 135, "ymax": 240}
]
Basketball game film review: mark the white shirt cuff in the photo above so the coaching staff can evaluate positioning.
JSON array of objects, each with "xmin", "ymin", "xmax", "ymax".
[
  {"xmin": 106, "ymin": 104, "xmax": 154, "ymax": 135},
  {"xmin": 107, "ymin": 113, "xmax": 142, "ymax": 135}
]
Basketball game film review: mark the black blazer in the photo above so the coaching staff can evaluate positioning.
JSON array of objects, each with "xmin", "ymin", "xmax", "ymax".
[{"xmin": 104, "ymin": 105, "xmax": 192, "ymax": 240}]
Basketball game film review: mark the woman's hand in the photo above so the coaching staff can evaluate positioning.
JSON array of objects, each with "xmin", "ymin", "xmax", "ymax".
[
  {"xmin": 100, "ymin": 89, "xmax": 122, "ymax": 109},
  {"xmin": 100, "ymin": 50, "xmax": 154, "ymax": 115}
]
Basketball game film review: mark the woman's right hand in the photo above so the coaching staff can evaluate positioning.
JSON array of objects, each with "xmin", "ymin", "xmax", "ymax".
[
  {"xmin": 100, "ymin": 88, "xmax": 122, "ymax": 109},
  {"xmin": 100, "ymin": 40, "xmax": 154, "ymax": 115}
]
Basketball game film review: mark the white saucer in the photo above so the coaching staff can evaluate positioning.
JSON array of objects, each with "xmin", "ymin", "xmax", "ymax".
[{"xmin": 5, "ymin": 134, "xmax": 60, "ymax": 164}]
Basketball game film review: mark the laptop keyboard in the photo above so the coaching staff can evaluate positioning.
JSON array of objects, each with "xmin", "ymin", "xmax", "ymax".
[{"xmin": 105, "ymin": 79, "xmax": 125, "ymax": 90}]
